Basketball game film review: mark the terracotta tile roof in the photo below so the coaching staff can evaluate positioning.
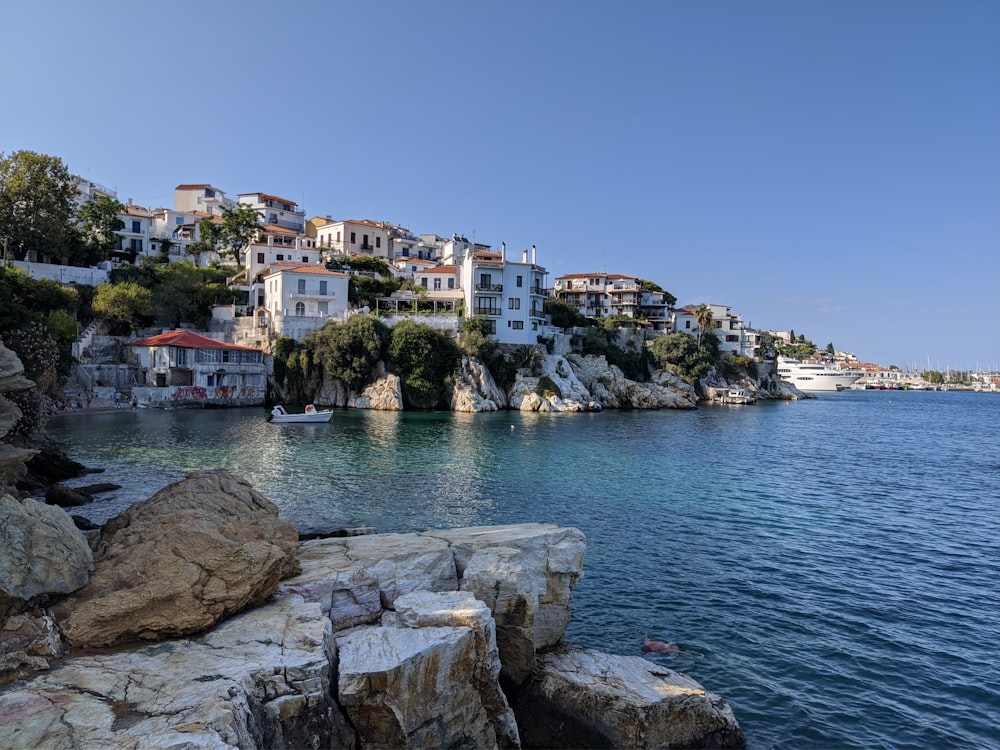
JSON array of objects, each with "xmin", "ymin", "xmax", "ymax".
[
  {"xmin": 174, "ymin": 184, "xmax": 216, "ymax": 191},
  {"xmin": 259, "ymin": 224, "xmax": 300, "ymax": 236},
  {"xmin": 420, "ymin": 265, "xmax": 458, "ymax": 274},
  {"xmin": 239, "ymin": 192, "xmax": 299, "ymax": 206},
  {"xmin": 128, "ymin": 331, "xmax": 260, "ymax": 352},
  {"xmin": 265, "ymin": 262, "xmax": 348, "ymax": 277}
]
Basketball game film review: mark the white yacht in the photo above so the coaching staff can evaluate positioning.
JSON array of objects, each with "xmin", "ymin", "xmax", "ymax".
[{"xmin": 775, "ymin": 357, "xmax": 862, "ymax": 392}]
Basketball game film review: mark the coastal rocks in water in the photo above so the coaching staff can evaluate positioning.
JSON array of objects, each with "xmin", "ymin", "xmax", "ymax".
[
  {"xmin": 513, "ymin": 644, "xmax": 746, "ymax": 749},
  {"xmin": 570, "ymin": 354, "xmax": 698, "ymax": 410},
  {"xmin": 452, "ymin": 356, "xmax": 506, "ymax": 412},
  {"xmin": 44, "ymin": 482, "xmax": 121, "ymax": 508},
  {"xmin": 428, "ymin": 525, "xmax": 587, "ymax": 686},
  {"xmin": 0, "ymin": 593, "xmax": 353, "ymax": 750},
  {"xmin": 51, "ymin": 470, "xmax": 299, "ymax": 648},
  {"xmin": 351, "ymin": 373, "xmax": 403, "ymax": 411},
  {"xmin": 338, "ymin": 591, "xmax": 518, "ymax": 749}
]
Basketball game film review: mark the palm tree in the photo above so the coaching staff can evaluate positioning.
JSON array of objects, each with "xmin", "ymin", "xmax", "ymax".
[{"xmin": 694, "ymin": 304, "xmax": 713, "ymax": 348}]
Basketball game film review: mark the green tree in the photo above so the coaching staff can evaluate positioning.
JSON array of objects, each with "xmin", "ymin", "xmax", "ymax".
[
  {"xmin": 199, "ymin": 203, "xmax": 260, "ymax": 263},
  {"xmin": 923, "ymin": 370, "xmax": 944, "ymax": 384},
  {"xmin": 387, "ymin": 320, "xmax": 461, "ymax": 408},
  {"xmin": 638, "ymin": 279, "xmax": 677, "ymax": 307},
  {"xmin": 694, "ymin": 304, "xmax": 713, "ymax": 348},
  {"xmin": 0, "ymin": 150, "xmax": 78, "ymax": 261},
  {"xmin": 92, "ymin": 281, "xmax": 154, "ymax": 333},
  {"xmin": 648, "ymin": 331, "xmax": 716, "ymax": 384},
  {"xmin": 78, "ymin": 195, "xmax": 125, "ymax": 263},
  {"xmin": 825, "ymin": 342, "xmax": 836, "ymax": 356},
  {"xmin": 308, "ymin": 314, "xmax": 390, "ymax": 392},
  {"xmin": 544, "ymin": 297, "xmax": 587, "ymax": 329}
]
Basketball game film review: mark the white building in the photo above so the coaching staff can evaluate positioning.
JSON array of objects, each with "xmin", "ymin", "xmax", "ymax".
[
  {"xmin": 174, "ymin": 184, "xmax": 237, "ymax": 217},
  {"xmin": 460, "ymin": 245, "xmax": 547, "ymax": 345},
  {"xmin": 258, "ymin": 262, "xmax": 350, "ymax": 338},
  {"xmin": 552, "ymin": 272, "xmax": 644, "ymax": 319},
  {"xmin": 672, "ymin": 304, "xmax": 760, "ymax": 357},
  {"xmin": 238, "ymin": 192, "xmax": 305, "ymax": 234},
  {"xmin": 315, "ymin": 219, "xmax": 392, "ymax": 260},
  {"xmin": 245, "ymin": 231, "xmax": 323, "ymax": 309},
  {"xmin": 128, "ymin": 330, "xmax": 265, "ymax": 390}
]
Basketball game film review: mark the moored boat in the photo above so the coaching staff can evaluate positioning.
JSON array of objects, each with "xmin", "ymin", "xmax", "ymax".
[
  {"xmin": 267, "ymin": 404, "xmax": 333, "ymax": 423},
  {"xmin": 716, "ymin": 388, "xmax": 757, "ymax": 404},
  {"xmin": 776, "ymin": 357, "xmax": 862, "ymax": 392}
]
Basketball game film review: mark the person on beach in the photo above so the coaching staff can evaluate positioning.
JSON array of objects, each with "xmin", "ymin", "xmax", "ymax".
[
  {"xmin": 131, "ymin": 395, "xmax": 138, "ymax": 410},
  {"xmin": 114, "ymin": 390, "xmax": 121, "ymax": 408}
]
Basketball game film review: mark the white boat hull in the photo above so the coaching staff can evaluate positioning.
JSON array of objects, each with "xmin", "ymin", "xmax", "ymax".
[
  {"xmin": 776, "ymin": 358, "xmax": 861, "ymax": 392},
  {"xmin": 267, "ymin": 405, "xmax": 333, "ymax": 423}
]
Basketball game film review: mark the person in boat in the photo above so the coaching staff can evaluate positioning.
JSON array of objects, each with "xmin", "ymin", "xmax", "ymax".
[{"xmin": 305, "ymin": 404, "xmax": 316, "ymax": 414}]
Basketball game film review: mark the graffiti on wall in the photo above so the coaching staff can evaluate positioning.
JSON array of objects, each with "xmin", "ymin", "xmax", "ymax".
[{"xmin": 171, "ymin": 385, "xmax": 262, "ymax": 401}]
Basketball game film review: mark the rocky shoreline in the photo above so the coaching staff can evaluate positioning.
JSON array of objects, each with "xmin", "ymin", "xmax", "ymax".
[{"xmin": 1, "ymin": 470, "xmax": 746, "ymax": 748}]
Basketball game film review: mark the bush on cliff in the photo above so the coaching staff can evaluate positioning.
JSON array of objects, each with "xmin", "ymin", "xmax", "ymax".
[
  {"xmin": 388, "ymin": 320, "xmax": 460, "ymax": 409},
  {"xmin": 648, "ymin": 330, "xmax": 718, "ymax": 384},
  {"xmin": 307, "ymin": 314, "xmax": 390, "ymax": 393}
]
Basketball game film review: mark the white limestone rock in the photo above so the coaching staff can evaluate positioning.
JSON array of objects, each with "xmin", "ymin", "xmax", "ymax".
[
  {"xmin": 513, "ymin": 644, "xmax": 746, "ymax": 749},
  {"xmin": 351, "ymin": 373, "xmax": 403, "ymax": 410},
  {"xmin": 425, "ymin": 524, "xmax": 586, "ymax": 685},
  {"xmin": 0, "ymin": 594, "xmax": 354, "ymax": 750},
  {"xmin": 392, "ymin": 590, "xmax": 520, "ymax": 748},
  {"xmin": 337, "ymin": 624, "xmax": 499, "ymax": 749},
  {"xmin": 452, "ymin": 357, "xmax": 506, "ymax": 412},
  {"xmin": 279, "ymin": 539, "xmax": 383, "ymax": 630}
]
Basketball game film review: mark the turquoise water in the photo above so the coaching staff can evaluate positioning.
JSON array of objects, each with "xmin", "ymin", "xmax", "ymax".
[{"xmin": 47, "ymin": 391, "xmax": 1000, "ymax": 749}]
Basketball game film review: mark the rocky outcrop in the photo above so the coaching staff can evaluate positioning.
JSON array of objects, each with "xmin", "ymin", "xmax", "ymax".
[
  {"xmin": 453, "ymin": 356, "xmax": 507, "ymax": 412},
  {"xmin": 0, "ymin": 343, "xmax": 38, "ymax": 493},
  {"xmin": 513, "ymin": 644, "xmax": 745, "ymax": 748},
  {"xmin": 571, "ymin": 355, "xmax": 698, "ymax": 409},
  {"xmin": 0, "ymin": 494, "xmax": 93, "ymax": 684},
  {"xmin": 509, "ymin": 355, "xmax": 596, "ymax": 412},
  {"xmin": 700, "ymin": 368, "xmax": 810, "ymax": 401},
  {"xmin": 351, "ymin": 373, "xmax": 403, "ymax": 410},
  {"xmin": 1, "ymin": 516, "xmax": 744, "ymax": 749},
  {"xmin": 51, "ymin": 470, "xmax": 299, "ymax": 648}
]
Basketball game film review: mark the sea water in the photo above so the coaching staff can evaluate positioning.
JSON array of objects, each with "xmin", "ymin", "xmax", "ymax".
[{"xmin": 47, "ymin": 390, "xmax": 1000, "ymax": 749}]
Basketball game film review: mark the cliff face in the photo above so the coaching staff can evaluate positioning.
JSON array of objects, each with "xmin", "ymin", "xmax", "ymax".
[
  {"xmin": 0, "ymin": 343, "xmax": 40, "ymax": 497},
  {"xmin": 0, "ymin": 472, "xmax": 746, "ymax": 749}
]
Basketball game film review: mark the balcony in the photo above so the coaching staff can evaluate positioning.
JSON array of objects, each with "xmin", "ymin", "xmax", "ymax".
[
  {"xmin": 473, "ymin": 307, "xmax": 501, "ymax": 316},
  {"xmin": 475, "ymin": 284, "xmax": 503, "ymax": 293}
]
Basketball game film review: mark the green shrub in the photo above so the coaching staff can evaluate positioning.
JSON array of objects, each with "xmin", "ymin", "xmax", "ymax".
[{"xmin": 537, "ymin": 375, "xmax": 562, "ymax": 399}]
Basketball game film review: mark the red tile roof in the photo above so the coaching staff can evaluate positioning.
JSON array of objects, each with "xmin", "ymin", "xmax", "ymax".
[
  {"xmin": 265, "ymin": 262, "xmax": 348, "ymax": 276},
  {"xmin": 128, "ymin": 331, "xmax": 261, "ymax": 352}
]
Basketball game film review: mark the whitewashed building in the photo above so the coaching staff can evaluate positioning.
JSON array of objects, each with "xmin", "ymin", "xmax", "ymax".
[
  {"xmin": 672, "ymin": 304, "xmax": 760, "ymax": 357},
  {"xmin": 315, "ymin": 219, "xmax": 392, "ymax": 260},
  {"xmin": 460, "ymin": 245, "xmax": 547, "ymax": 345},
  {"xmin": 258, "ymin": 262, "xmax": 350, "ymax": 338},
  {"xmin": 174, "ymin": 184, "xmax": 237, "ymax": 217},
  {"xmin": 128, "ymin": 330, "xmax": 265, "ymax": 390},
  {"xmin": 238, "ymin": 192, "xmax": 306, "ymax": 234}
]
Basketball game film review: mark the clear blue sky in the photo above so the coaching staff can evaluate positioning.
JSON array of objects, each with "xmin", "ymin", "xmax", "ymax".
[{"xmin": 3, "ymin": 1, "xmax": 998, "ymax": 370}]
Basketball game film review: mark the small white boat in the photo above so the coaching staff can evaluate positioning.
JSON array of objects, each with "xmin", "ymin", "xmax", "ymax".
[
  {"xmin": 266, "ymin": 404, "xmax": 333, "ymax": 423},
  {"xmin": 717, "ymin": 388, "xmax": 756, "ymax": 405}
]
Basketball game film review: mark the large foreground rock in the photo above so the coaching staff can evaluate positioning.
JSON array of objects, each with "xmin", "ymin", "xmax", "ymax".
[
  {"xmin": 0, "ymin": 594, "xmax": 351, "ymax": 749},
  {"xmin": 51, "ymin": 470, "xmax": 299, "ymax": 647},
  {"xmin": 513, "ymin": 644, "xmax": 746, "ymax": 749}
]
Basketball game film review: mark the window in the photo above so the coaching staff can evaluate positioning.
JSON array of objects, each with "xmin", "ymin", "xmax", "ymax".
[
  {"xmin": 420, "ymin": 278, "xmax": 428, "ymax": 288},
  {"xmin": 508, "ymin": 298, "xmax": 520, "ymax": 310},
  {"xmin": 516, "ymin": 275, "xmax": 523, "ymax": 288},
  {"xmin": 448, "ymin": 278, "xmax": 455, "ymax": 289},
  {"xmin": 685, "ymin": 321, "xmax": 691, "ymax": 329},
  {"xmin": 375, "ymin": 237, "xmax": 381, "ymax": 248},
  {"xmin": 276, "ymin": 254, "xmax": 284, "ymax": 261},
  {"xmin": 319, "ymin": 280, "xmax": 327, "ymax": 296},
  {"xmin": 302, "ymin": 256, "xmax": 308, "ymax": 263},
  {"xmin": 297, "ymin": 279, "xmax": 306, "ymax": 294},
  {"xmin": 295, "ymin": 302, "xmax": 305, "ymax": 315},
  {"xmin": 176, "ymin": 217, "xmax": 184, "ymax": 225},
  {"xmin": 480, "ymin": 273, "xmax": 492, "ymax": 287},
  {"xmin": 132, "ymin": 220, "xmax": 141, "ymax": 233},
  {"xmin": 433, "ymin": 278, "xmax": 442, "ymax": 291},
  {"xmin": 511, "ymin": 321, "xmax": 524, "ymax": 330},
  {"xmin": 257, "ymin": 253, "xmax": 264, "ymax": 264},
  {"xmin": 350, "ymin": 232, "xmax": 356, "ymax": 244},
  {"xmin": 363, "ymin": 234, "xmax": 369, "ymax": 247},
  {"xmin": 336, "ymin": 231, "xmax": 341, "ymax": 242}
]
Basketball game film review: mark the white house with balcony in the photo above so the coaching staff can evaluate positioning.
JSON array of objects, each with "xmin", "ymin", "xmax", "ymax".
[
  {"xmin": 460, "ymin": 245, "xmax": 547, "ymax": 345},
  {"xmin": 672, "ymin": 303, "xmax": 760, "ymax": 357},
  {"xmin": 553, "ymin": 272, "xmax": 643, "ymax": 319},
  {"xmin": 174, "ymin": 184, "xmax": 237, "ymax": 217},
  {"xmin": 238, "ymin": 192, "xmax": 305, "ymax": 234},
  {"xmin": 314, "ymin": 219, "xmax": 392, "ymax": 260},
  {"xmin": 258, "ymin": 262, "xmax": 349, "ymax": 339}
]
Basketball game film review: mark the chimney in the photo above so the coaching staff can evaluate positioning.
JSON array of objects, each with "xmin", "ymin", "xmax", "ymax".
[
  {"xmin": 501, "ymin": 242, "xmax": 506, "ymax": 261},
  {"xmin": 522, "ymin": 248, "xmax": 528, "ymax": 263},
  {"xmin": 532, "ymin": 244, "xmax": 536, "ymax": 264}
]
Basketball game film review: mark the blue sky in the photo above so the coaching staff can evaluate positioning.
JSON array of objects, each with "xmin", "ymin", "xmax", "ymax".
[{"xmin": 3, "ymin": 1, "xmax": 998, "ymax": 370}]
